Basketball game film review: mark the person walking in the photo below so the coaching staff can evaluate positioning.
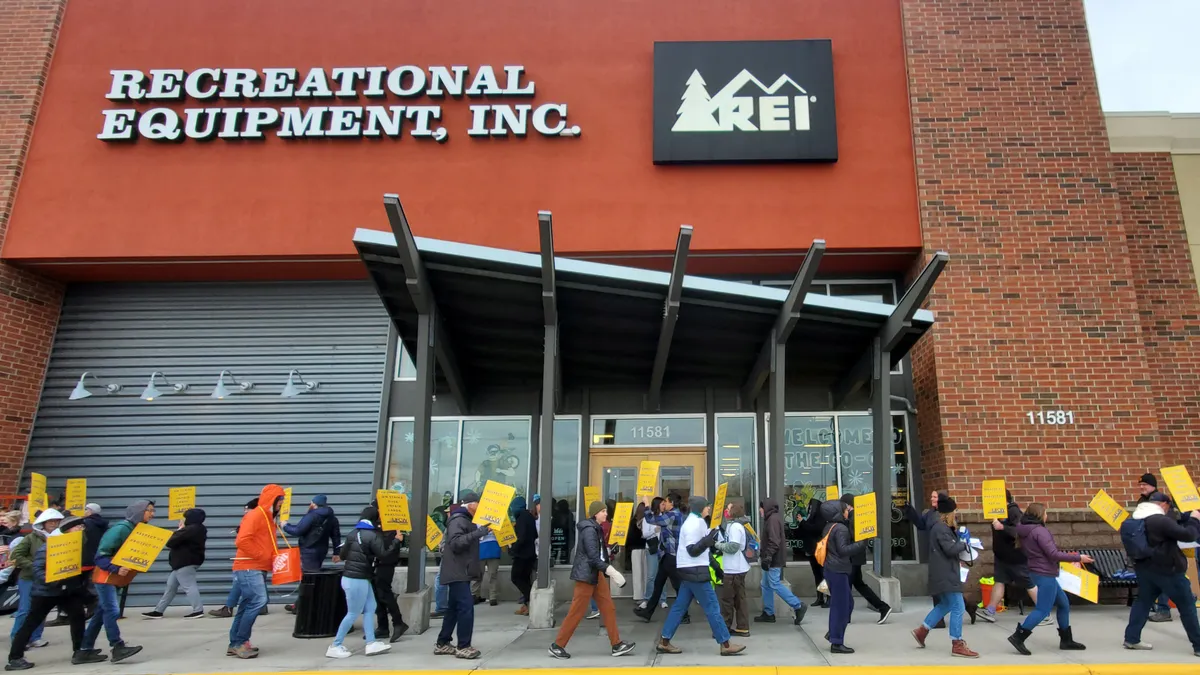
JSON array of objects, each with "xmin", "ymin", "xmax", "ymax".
[
  {"xmin": 635, "ymin": 493, "xmax": 688, "ymax": 623},
  {"xmin": 548, "ymin": 502, "xmax": 634, "ymax": 659},
  {"xmin": 999, "ymin": 502, "xmax": 1091, "ymax": 655},
  {"xmin": 472, "ymin": 525, "xmax": 501, "ymax": 607},
  {"xmin": 208, "ymin": 498, "xmax": 270, "ymax": 619},
  {"xmin": 8, "ymin": 510, "xmax": 61, "ymax": 652},
  {"xmin": 798, "ymin": 497, "xmax": 827, "ymax": 607},
  {"xmin": 715, "ymin": 503, "xmax": 751, "ymax": 637},
  {"xmin": 435, "ymin": 491, "xmax": 491, "ymax": 660},
  {"xmin": 979, "ymin": 490, "xmax": 1042, "ymax": 623},
  {"xmin": 653, "ymin": 495, "xmax": 744, "ymax": 657},
  {"xmin": 910, "ymin": 494, "xmax": 978, "ymax": 658},
  {"xmin": 143, "ymin": 508, "xmax": 207, "ymax": 619},
  {"xmin": 1137, "ymin": 473, "xmax": 1174, "ymax": 623},
  {"xmin": 82, "ymin": 500, "xmax": 153, "ymax": 664},
  {"xmin": 755, "ymin": 497, "xmax": 807, "ymax": 625},
  {"xmin": 373, "ymin": 525, "xmax": 408, "ymax": 643},
  {"xmin": 839, "ymin": 493, "xmax": 892, "ymax": 624},
  {"xmin": 326, "ymin": 506, "xmax": 396, "ymax": 659},
  {"xmin": 819, "ymin": 499, "xmax": 871, "ymax": 654},
  {"xmin": 636, "ymin": 498, "xmax": 664, "ymax": 610},
  {"xmin": 283, "ymin": 495, "xmax": 341, "ymax": 615},
  {"xmin": 226, "ymin": 485, "xmax": 285, "ymax": 659},
  {"xmin": 510, "ymin": 496, "xmax": 538, "ymax": 616},
  {"xmin": 6, "ymin": 516, "xmax": 108, "ymax": 671},
  {"xmin": 1121, "ymin": 491, "xmax": 1200, "ymax": 653}
]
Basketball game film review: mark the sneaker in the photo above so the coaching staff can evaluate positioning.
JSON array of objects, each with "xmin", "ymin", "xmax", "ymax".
[
  {"xmin": 754, "ymin": 612, "xmax": 776, "ymax": 623},
  {"xmin": 473, "ymin": 596, "xmax": 486, "ymax": 605},
  {"xmin": 183, "ymin": 611, "xmax": 204, "ymax": 619},
  {"xmin": 1149, "ymin": 611, "xmax": 1173, "ymax": 623},
  {"xmin": 431, "ymin": 610, "xmax": 445, "ymax": 619},
  {"xmin": 515, "ymin": 605, "xmax": 529, "ymax": 616},
  {"xmin": 586, "ymin": 610, "xmax": 601, "ymax": 619},
  {"xmin": 365, "ymin": 641, "xmax": 391, "ymax": 656},
  {"xmin": 661, "ymin": 601, "xmax": 669, "ymax": 609},
  {"xmin": 633, "ymin": 606, "xmax": 653, "ymax": 623},
  {"xmin": 391, "ymin": 623, "xmax": 408, "ymax": 643},
  {"xmin": 979, "ymin": 608, "xmax": 997, "ymax": 623},
  {"xmin": 1123, "ymin": 641, "xmax": 1153, "ymax": 650},
  {"xmin": 26, "ymin": 641, "xmax": 47, "ymax": 649},
  {"xmin": 71, "ymin": 651, "xmax": 108, "ymax": 665},
  {"xmin": 878, "ymin": 605, "xmax": 893, "ymax": 625},
  {"xmin": 656, "ymin": 638, "xmax": 682, "ymax": 654},
  {"xmin": 793, "ymin": 604, "xmax": 808, "ymax": 625},
  {"xmin": 4, "ymin": 659, "xmax": 33, "ymax": 671},
  {"xmin": 720, "ymin": 641, "xmax": 746, "ymax": 656},
  {"xmin": 208, "ymin": 606, "xmax": 233, "ymax": 618},
  {"xmin": 326, "ymin": 644, "xmax": 352, "ymax": 659},
  {"xmin": 732, "ymin": 628, "xmax": 750, "ymax": 637},
  {"xmin": 455, "ymin": 646, "xmax": 481, "ymax": 660},
  {"xmin": 1039, "ymin": 616, "xmax": 1053, "ymax": 627},
  {"xmin": 681, "ymin": 614, "xmax": 691, "ymax": 624},
  {"xmin": 611, "ymin": 641, "xmax": 635, "ymax": 657},
  {"xmin": 434, "ymin": 642, "xmax": 457, "ymax": 656},
  {"xmin": 489, "ymin": 599, "xmax": 498, "ymax": 607},
  {"xmin": 548, "ymin": 643, "xmax": 571, "ymax": 659},
  {"xmin": 110, "ymin": 644, "xmax": 142, "ymax": 664},
  {"xmin": 285, "ymin": 604, "xmax": 297, "ymax": 615},
  {"xmin": 830, "ymin": 644, "xmax": 855, "ymax": 655},
  {"xmin": 226, "ymin": 643, "xmax": 259, "ymax": 656},
  {"xmin": 141, "ymin": 611, "xmax": 164, "ymax": 619}
]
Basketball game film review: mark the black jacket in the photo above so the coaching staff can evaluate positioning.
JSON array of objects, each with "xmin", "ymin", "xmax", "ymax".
[
  {"xmin": 991, "ymin": 501, "xmax": 1026, "ymax": 565},
  {"xmin": 798, "ymin": 498, "xmax": 825, "ymax": 552},
  {"xmin": 512, "ymin": 509, "xmax": 538, "ymax": 560},
  {"xmin": 570, "ymin": 518, "xmax": 608, "ymax": 584},
  {"xmin": 819, "ymin": 501, "xmax": 866, "ymax": 575},
  {"xmin": 166, "ymin": 509, "xmax": 207, "ymax": 570},
  {"xmin": 927, "ymin": 520, "xmax": 968, "ymax": 596},
  {"xmin": 439, "ymin": 508, "xmax": 488, "ymax": 584},
  {"xmin": 339, "ymin": 522, "xmax": 399, "ymax": 580},
  {"xmin": 760, "ymin": 498, "xmax": 788, "ymax": 569},
  {"xmin": 1140, "ymin": 511, "xmax": 1200, "ymax": 575},
  {"xmin": 81, "ymin": 513, "xmax": 108, "ymax": 568}
]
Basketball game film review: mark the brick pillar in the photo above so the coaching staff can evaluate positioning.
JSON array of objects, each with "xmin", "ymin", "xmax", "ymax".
[
  {"xmin": 901, "ymin": 0, "xmax": 1164, "ymax": 509},
  {"xmin": 0, "ymin": 1, "xmax": 68, "ymax": 493}
]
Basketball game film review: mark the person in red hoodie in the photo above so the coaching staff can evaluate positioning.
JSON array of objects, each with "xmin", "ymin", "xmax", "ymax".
[{"xmin": 227, "ymin": 485, "xmax": 285, "ymax": 660}]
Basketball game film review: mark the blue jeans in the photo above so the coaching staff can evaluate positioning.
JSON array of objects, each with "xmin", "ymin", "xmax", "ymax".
[
  {"xmin": 434, "ymin": 571, "xmax": 448, "ymax": 612},
  {"xmin": 1156, "ymin": 591, "xmax": 1171, "ymax": 613},
  {"xmin": 1021, "ymin": 573, "xmax": 1070, "ymax": 631},
  {"xmin": 10, "ymin": 578, "xmax": 44, "ymax": 644},
  {"xmin": 437, "ymin": 581, "xmax": 474, "ymax": 648},
  {"xmin": 1125, "ymin": 567, "xmax": 1200, "ymax": 650},
  {"xmin": 229, "ymin": 570, "xmax": 268, "ymax": 648},
  {"xmin": 922, "ymin": 591, "xmax": 966, "ymax": 640},
  {"xmin": 225, "ymin": 571, "xmax": 269, "ymax": 608},
  {"xmin": 644, "ymin": 553, "xmax": 660, "ymax": 601},
  {"xmin": 826, "ymin": 570, "xmax": 853, "ymax": 645},
  {"xmin": 662, "ymin": 579, "xmax": 730, "ymax": 644},
  {"xmin": 760, "ymin": 567, "xmax": 803, "ymax": 616},
  {"xmin": 334, "ymin": 577, "xmax": 377, "ymax": 646},
  {"xmin": 82, "ymin": 583, "xmax": 122, "ymax": 650}
]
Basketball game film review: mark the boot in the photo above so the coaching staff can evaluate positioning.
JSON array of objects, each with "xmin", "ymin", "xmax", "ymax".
[
  {"xmin": 655, "ymin": 638, "xmax": 681, "ymax": 655},
  {"xmin": 719, "ymin": 641, "xmax": 745, "ymax": 656},
  {"xmin": 912, "ymin": 624, "xmax": 929, "ymax": 648},
  {"xmin": 951, "ymin": 640, "xmax": 979, "ymax": 658},
  {"xmin": 814, "ymin": 593, "xmax": 828, "ymax": 608},
  {"xmin": 965, "ymin": 604, "xmax": 978, "ymax": 625},
  {"xmin": 1058, "ymin": 627, "xmax": 1086, "ymax": 650},
  {"xmin": 1008, "ymin": 625, "xmax": 1032, "ymax": 656},
  {"xmin": 515, "ymin": 605, "xmax": 529, "ymax": 616},
  {"xmin": 391, "ymin": 622, "xmax": 408, "ymax": 643}
]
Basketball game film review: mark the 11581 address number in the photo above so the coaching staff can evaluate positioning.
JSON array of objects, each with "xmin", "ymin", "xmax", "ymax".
[{"xmin": 1027, "ymin": 410, "xmax": 1075, "ymax": 425}]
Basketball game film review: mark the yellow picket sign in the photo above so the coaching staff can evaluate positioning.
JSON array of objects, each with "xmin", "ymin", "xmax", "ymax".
[
  {"xmin": 637, "ymin": 461, "xmax": 660, "ymax": 497},
  {"xmin": 65, "ymin": 479, "xmax": 87, "ymax": 514},
  {"xmin": 981, "ymin": 480, "xmax": 1007, "ymax": 519},
  {"xmin": 1058, "ymin": 562, "xmax": 1099, "ymax": 603},
  {"xmin": 583, "ymin": 486, "xmax": 601, "ymax": 508},
  {"xmin": 826, "ymin": 485, "xmax": 840, "ymax": 502},
  {"xmin": 376, "ymin": 490, "xmax": 413, "ymax": 532},
  {"xmin": 495, "ymin": 517, "xmax": 518, "ymax": 547},
  {"xmin": 112, "ymin": 523, "xmax": 173, "ymax": 573},
  {"xmin": 29, "ymin": 473, "xmax": 47, "ymax": 513},
  {"xmin": 710, "ymin": 483, "xmax": 729, "ymax": 528},
  {"xmin": 46, "ymin": 530, "xmax": 83, "ymax": 583},
  {"xmin": 169, "ymin": 486, "xmax": 196, "ymax": 520},
  {"xmin": 853, "ymin": 492, "xmax": 877, "ymax": 542},
  {"xmin": 1162, "ymin": 466, "xmax": 1200, "ymax": 512},
  {"xmin": 425, "ymin": 515, "xmax": 444, "ymax": 550},
  {"xmin": 472, "ymin": 480, "xmax": 517, "ymax": 528},
  {"xmin": 1088, "ymin": 490, "xmax": 1129, "ymax": 531},
  {"xmin": 279, "ymin": 487, "xmax": 293, "ymax": 524},
  {"xmin": 608, "ymin": 502, "xmax": 634, "ymax": 545}
]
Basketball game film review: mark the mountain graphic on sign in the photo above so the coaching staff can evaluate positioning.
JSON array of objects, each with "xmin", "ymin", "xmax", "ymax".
[{"xmin": 672, "ymin": 68, "xmax": 808, "ymax": 132}]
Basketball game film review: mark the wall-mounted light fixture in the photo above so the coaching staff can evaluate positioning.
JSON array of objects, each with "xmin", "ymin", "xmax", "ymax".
[
  {"xmin": 69, "ymin": 372, "xmax": 122, "ymax": 400},
  {"xmin": 211, "ymin": 370, "xmax": 254, "ymax": 399},
  {"xmin": 281, "ymin": 370, "xmax": 319, "ymax": 398},
  {"xmin": 141, "ymin": 372, "xmax": 188, "ymax": 401}
]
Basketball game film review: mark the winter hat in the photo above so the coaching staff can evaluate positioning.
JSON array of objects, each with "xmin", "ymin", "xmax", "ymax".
[
  {"xmin": 33, "ymin": 508, "xmax": 64, "ymax": 526},
  {"xmin": 1148, "ymin": 491, "xmax": 1171, "ymax": 504},
  {"xmin": 531, "ymin": 494, "xmax": 541, "ymax": 506},
  {"xmin": 687, "ymin": 495, "xmax": 710, "ymax": 515},
  {"xmin": 1140, "ymin": 473, "xmax": 1158, "ymax": 489},
  {"xmin": 360, "ymin": 505, "xmax": 380, "ymax": 524},
  {"xmin": 458, "ymin": 490, "xmax": 481, "ymax": 505},
  {"xmin": 587, "ymin": 501, "xmax": 607, "ymax": 519},
  {"xmin": 311, "ymin": 494, "xmax": 328, "ymax": 507},
  {"xmin": 937, "ymin": 495, "xmax": 958, "ymax": 514},
  {"xmin": 840, "ymin": 492, "xmax": 856, "ymax": 506},
  {"xmin": 84, "ymin": 503, "xmax": 101, "ymax": 515},
  {"xmin": 56, "ymin": 515, "xmax": 85, "ymax": 533}
]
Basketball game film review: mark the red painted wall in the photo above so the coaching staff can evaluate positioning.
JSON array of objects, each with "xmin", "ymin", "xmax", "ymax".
[{"xmin": 3, "ymin": 0, "xmax": 919, "ymax": 278}]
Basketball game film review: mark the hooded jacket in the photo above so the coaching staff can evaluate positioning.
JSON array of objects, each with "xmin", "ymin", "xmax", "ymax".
[
  {"xmin": 340, "ymin": 519, "xmax": 399, "ymax": 580},
  {"xmin": 439, "ymin": 506, "xmax": 488, "ymax": 584},
  {"xmin": 9, "ymin": 527, "xmax": 48, "ymax": 582},
  {"xmin": 234, "ymin": 485, "xmax": 286, "ymax": 572},
  {"xmin": 1009, "ymin": 515, "xmax": 1081, "ymax": 577},
  {"xmin": 81, "ymin": 512, "xmax": 109, "ymax": 568},
  {"xmin": 819, "ymin": 500, "xmax": 867, "ymax": 575},
  {"xmin": 925, "ymin": 516, "xmax": 968, "ymax": 596},
  {"xmin": 167, "ymin": 508, "xmax": 207, "ymax": 570},
  {"xmin": 511, "ymin": 497, "xmax": 538, "ymax": 561},
  {"xmin": 991, "ymin": 499, "xmax": 1027, "ymax": 565},
  {"xmin": 841, "ymin": 497, "xmax": 869, "ymax": 566},
  {"xmin": 760, "ymin": 498, "xmax": 788, "ymax": 569},
  {"xmin": 32, "ymin": 530, "xmax": 88, "ymax": 598},
  {"xmin": 798, "ymin": 498, "xmax": 826, "ymax": 551},
  {"xmin": 1129, "ymin": 502, "xmax": 1200, "ymax": 575},
  {"xmin": 95, "ymin": 499, "xmax": 152, "ymax": 575},
  {"xmin": 570, "ymin": 517, "xmax": 608, "ymax": 584},
  {"xmin": 283, "ymin": 504, "xmax": 341, "ymax": 561}
]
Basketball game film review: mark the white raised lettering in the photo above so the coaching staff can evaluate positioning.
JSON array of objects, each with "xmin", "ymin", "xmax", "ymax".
[
  {"xmin": 532, "ymin": 103, "xmax": 567, "ymax": 135},
  {"xmin": 107, "ymin": 70, "xmax": 146, "ymax": 101},
  {"xmin": 242, "ymin": 108, "xmax": 281, "ymax": 138},
  {"xmin": 502, "ymin": 66, "xmax": 535, "ymax": 95},
  {"xmin": 794, "ymin": 96, "xmax": 811, "ymax": 131},
  {"xmin": 759, "ymin": 96, "xmax": 789, "ymax": 131},
  {"xmin": 97, "ymin": 109, "xmax": 137, "ymax": 140},
  {"xmin": 466, "ymin": 66, "xmax": 502, "ymax": 96},
  {"xmin": 184, "ymin": 69, "xmax": 220, "ymax": 99},
  {"xmin": 406, "ymin": 106, "xmax": 441, "ymax": 137},
  {"xmin": 387, "ymin": 66, "xmax": 427, "ymax": 96},
  {"xmin": 220, "ymin": 69, "xmax": 260, "ymax": 98},
  {"xmin": 146, "ymin": 69, "xmax": 185, "ymax": 100},
  {"xmin": 428, "ymin": 66, "xmax": 468, "ymax": 96},
  {"xmin": 364, "ymin": 106, "xmax": 405, "ymax": 136},
  {"xmin": 490, "ymin": 104, "xmax": 530, "ymax": 136},
  {"xmin": 137, "ymin": 108, "xmax": 181, "ymax": 141},
  {"xmin": 296, "ymin": 68, "xmax": 333, "ymax": 98},
  {"xmin": 260, "ymin": 68, "xmax": 297, "ymax": 98},
  {"xmin": 331, "ymin": 67, "xmax": 366, "ymax": 97},
  {"xmin": 719, "ymin": 97, "xmax": 756, "ymax": 131},
  {"xmin": 467, "ymin": 105, "xmax": 491, "ymax": 136},
  {"xmin": 326, "ymin": 106, "xmax": 362, "ymax": 136},
  {"xmin": 362, "ymin": 66, "xmax": 388, "ymax": 97},
  {"xmin": 217, "ymin": 108, "xmax": 244, "ymax": 138},
  {"xmin": 278, "ymin": 106, "xmax": 327, "ymax": 137},
  {"xmin": 183, "ymin": 108, "xmax": 220, "ymax": 140}
]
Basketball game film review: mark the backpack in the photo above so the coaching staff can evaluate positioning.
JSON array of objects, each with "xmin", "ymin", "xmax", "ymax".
[
  {"xmin": 741, "ymin": 524, "xmax": 760, "ymax": 563},
  {"xmin": 814, "ymin": 528, "xmax": 833, "ymax": 566},
  {"xmin": 1120, "ymin": 518, "xmax": 1155, "ymax": 561}
]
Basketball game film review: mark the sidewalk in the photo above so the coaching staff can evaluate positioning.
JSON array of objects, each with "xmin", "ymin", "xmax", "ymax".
[{"xmin": 8, "ymin": 599, "xmax": 1200, "ymax": 675}]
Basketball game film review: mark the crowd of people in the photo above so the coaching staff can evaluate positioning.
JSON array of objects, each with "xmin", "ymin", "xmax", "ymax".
[{"xmin": 3, "ymin": 470, "xmax": 1199, "ymax": 667}]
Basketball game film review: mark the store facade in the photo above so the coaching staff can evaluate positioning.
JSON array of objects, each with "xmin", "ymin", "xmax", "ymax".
[{"xmin": 2, "ymin": 0, "xmax": 1199, "ymax": 603}]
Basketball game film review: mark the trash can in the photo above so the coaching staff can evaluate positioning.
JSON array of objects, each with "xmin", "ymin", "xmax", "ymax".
[{"xmin": 292, "ymin": 569, "xmax": 347, "ymax": 639}]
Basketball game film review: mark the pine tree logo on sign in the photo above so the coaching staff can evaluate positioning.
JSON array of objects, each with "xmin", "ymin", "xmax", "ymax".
[{"xmin": 672, "ymin": 69, "xmax": 816, "ymax": 133}]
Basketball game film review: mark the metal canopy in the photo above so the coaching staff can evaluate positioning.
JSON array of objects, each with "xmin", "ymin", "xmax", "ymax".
[{"xmin": 354, "ymin": 227, "xmax": 937, "ymax": 400}]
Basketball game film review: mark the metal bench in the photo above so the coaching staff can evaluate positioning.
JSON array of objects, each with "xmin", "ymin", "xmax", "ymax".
[{"xmin": 1078, "ymin": 547, "xmax": 1136, "ymax": 607}]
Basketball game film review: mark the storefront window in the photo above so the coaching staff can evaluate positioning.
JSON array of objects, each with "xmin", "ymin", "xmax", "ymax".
[
  {"xmin": 458, "ymin": 419, "xmax": 531, "ymax": 499},
  {"xmin": 386, "ymin": 419, "xmax": 461, "ymax": 535},
  {"xmin": 715, "ymin": 415, "xmax": 757, "ymax": 528},
  {"xmin": 781, "ymin": 415, "xmax": 838, "ymax": 558},
  {"xmin": 834, "ymin": 414, "xmax": 916, "ymax": 562},
  {"xmin": 550, "ymin": 418, "xmax": 581, "ymax": 565}
]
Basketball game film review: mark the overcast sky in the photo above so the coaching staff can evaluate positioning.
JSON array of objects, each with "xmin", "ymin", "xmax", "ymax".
[{"xmin": 1085, "ymin": 0, "xmax": 1200, "ymax": 113}]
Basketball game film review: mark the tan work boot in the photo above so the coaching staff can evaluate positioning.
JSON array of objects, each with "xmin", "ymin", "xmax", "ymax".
[
  {"xmin": 912, "ymin": 625, "xmax": 930, "ymax": 648},
  {"xmin": 515, "ymin": 605, "xmax": 529, "ymax": 616},
  {"xmin": 951, "ymin": 640, "xmax": 979, "ymax": 658},
  {"xmin": 720, "ymin": 641, "xmax": 746, "ymax": 656},
  {"xmin": 656, "ymin": 638, "xmax": 681, "ymax": 654}
]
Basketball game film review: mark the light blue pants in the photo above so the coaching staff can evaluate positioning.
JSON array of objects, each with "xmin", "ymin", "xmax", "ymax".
[
  {"xmin": 922, "ymin": 592, "xmax": 966, "ymax": 640},
  {"xmin": 334, "ymin": 577, "xmax": 377, "ymax": 646},
  {"xmin": 10, "ymin": 578, "xmax": 45, "ymax": 644},
  {"xmin": 644, "ymin": 553, "xmax": 660, "ymax": 601},
  {"xmin": 1021, "ymin": 573, "xmax": 1071, "ymax": 632},
  {"xmin": 760, "ymin": 567, "xmax": 802, "ymax": 616}
]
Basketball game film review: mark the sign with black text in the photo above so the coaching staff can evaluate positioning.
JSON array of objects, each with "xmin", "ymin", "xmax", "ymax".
[{"xmin": 653, "ymin": 40, "xmax": 837, "ymax": 164}]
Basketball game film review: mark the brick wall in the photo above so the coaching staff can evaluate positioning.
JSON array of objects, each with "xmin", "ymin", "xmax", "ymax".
[
  {"xmin": 0, "ymin": 1, "xmax": 68, "ymax": 494},
  {"xmin": 902, "ymin": 0, "xmax": 1171, "ymax": 509}
]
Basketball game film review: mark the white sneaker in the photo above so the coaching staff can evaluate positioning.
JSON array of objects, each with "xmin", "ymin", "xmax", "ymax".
[
  {"xmin": 326, "ymin": 644, "xmax": 352, "ymax": 659},
  {"xmin": 365, "ymin": 641, "xmax": 391, "ymax": 656},
  {"xmin": 661, "ymin": 601, "xmax": 669, "ymax": 609},
  {"xmin": 1039, "ymin": 616, "xmax": 1053, "ymax": 627},
  {"xmin": 586, "ymin": 610, "xmax": 601, "ymax": 619},
  {"xmin": 1123, "ymin": 641, "xmax": 1153, "ymax": 650}
]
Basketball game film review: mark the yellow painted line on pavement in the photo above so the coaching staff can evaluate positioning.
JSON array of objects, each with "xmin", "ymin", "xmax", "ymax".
[{"xmin": 203, "ymin": 666, "xmax": 1200, "ymax": 675}]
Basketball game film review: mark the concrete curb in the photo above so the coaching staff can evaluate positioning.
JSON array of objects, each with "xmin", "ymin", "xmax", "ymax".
[{"xmin": 192, "ymin": 666, "xmax": 1200, "ymax": 675}]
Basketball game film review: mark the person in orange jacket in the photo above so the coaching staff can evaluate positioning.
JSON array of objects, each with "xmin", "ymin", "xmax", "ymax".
[{"xmin": 227, "ymin": 485, "xmax": 285, "ymax": 660}]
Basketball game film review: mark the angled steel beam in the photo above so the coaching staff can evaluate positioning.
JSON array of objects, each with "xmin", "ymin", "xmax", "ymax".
[
  {"xmin": 741, "ymin": 240, "xmax": 826, "ymax": 407},
  {"xmin": 647, "ymin": 225, "xmax": 692, "ymax": 411},
  {"xmin": 383, "ymin": 194, "xmax": 469, "ymax": 413},
  {"xmin": 539, "ymin": 211, "xmax": 557, "ymax": 327}
]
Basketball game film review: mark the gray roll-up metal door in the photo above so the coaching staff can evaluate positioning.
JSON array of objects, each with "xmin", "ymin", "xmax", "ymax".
[{"xmin": 20, "ymin": 281, "xmax": 388, "ymax": 607}]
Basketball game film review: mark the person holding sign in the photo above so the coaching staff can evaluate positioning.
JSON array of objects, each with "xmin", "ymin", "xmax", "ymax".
[
  {"xmin": 910, "ymin": 495, "xmax": 979, "ymax": 658},
  {"xmin": 838, "ymin": 494, "xmax": 892, "ymax": 625},
  {"xmin": 818, "ymin": 499, "xmax": 870, "ymax": 654},
  {"xmin": 1121, "ymin": 491, "xmax": 1200, "ymax": 654},
  {"xmin": 6, "ymin": 516, "xmax": 107, "ymax": 671},
  {"xmin": 999, "ymin": 502, "xmax": 1091, "ymax": 655},
  {"xmin": 635, "ymin": 493, "xmax": 689, "ymax": 625},
  {"xmin": 980, "ymin": 490, "xmax": 1041, "ymax": 624},
  {"xmin": 82, "ymin": 500, "xmax": 154, "ymax": 664},
  {"xmin": 227, "ymin": 485, "xmax": 286, "ymax": 660},
  {"xmin": 325, "ymin": 506, "xmax": 398, "ymax": 659},
  {"xmin": 1137, "ymin": 473, "xmax": 1175, "ymax": 623},
  {"xmin": 7, "ymin": 510, "xmax": 60, "ymax": 653},
  {"xmin": 510, "ymin": 496, "xmax": 539, "ymax": 616},
  {"xmin": 435, "ymin": 490, "xmax": 492, "ymax": 660}
]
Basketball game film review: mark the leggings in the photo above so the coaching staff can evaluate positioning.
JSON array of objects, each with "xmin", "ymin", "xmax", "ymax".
[{"xmin": 643, "ymin": 553, "xmax": 681, "ymax": 618}]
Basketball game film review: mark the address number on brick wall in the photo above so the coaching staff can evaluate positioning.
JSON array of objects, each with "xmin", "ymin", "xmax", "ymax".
[{"xmin": 1027, "ymin": 410, "xmax": 1075, "ymax": 425}]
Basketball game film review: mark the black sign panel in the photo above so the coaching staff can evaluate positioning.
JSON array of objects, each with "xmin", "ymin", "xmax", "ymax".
[{"xmin": 653, "ymin": 40, "xmax": 837, "ymax": 164}]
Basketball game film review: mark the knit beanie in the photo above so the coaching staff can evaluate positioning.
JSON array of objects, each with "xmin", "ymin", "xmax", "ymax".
[
  {"xmin": 587, "ymin": 501, "xmax": 606, "ymax": 518},
  {"xmin": 937, "ymin": 495, "xmax": 958, "ymax": 514},
  {"xmin": 840, "ymin": 493, "xmax": 855, "ymax": 506},
  {"xmin": 1140, "ymin": 473, "xmax": 1158, "ymax": 489},
  {"xmin": 688, "ymin": 495, "xmax": 709, "ymax": 515}
]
